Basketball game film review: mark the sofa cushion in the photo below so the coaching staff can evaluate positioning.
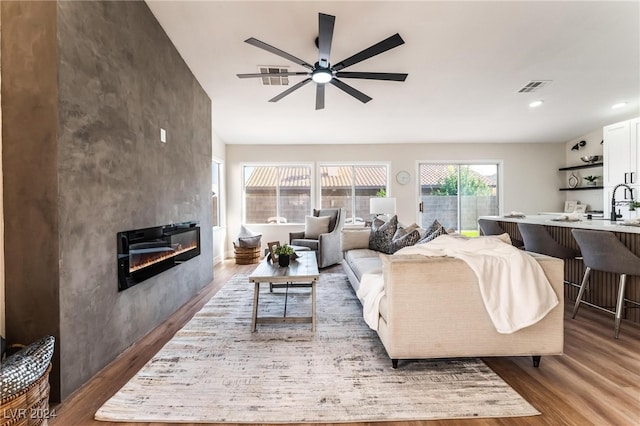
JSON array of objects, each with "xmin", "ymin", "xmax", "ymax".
[
  {"xmin": 369, "ymin": 215, "xmax": 398, "ymax": 254},
  {"xmin": 344, "ymin": 249, "xmax": 382, "ymax": 280},
  {"xmin": 304, "ymin": 215, "xmax": 331, "ymax": 239},
  {"xmin": 391, "ymin": 227, "xmax": 421, "ymax": 252},
  {"xmin": 0, "ymin": 335, "xmax": 55, "ymax": 399}
]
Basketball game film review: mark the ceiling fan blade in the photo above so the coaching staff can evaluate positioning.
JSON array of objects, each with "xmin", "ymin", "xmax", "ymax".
[
  {"xmin": 318, "ymin": 13, "xmax": 335, "ymax": 68},
  {"xmin": 269, "ymin": 78, "xmax": 312, "ymax": 102},
  {"xmin": 333, "ymin": 33, "xmax": 405, "ymax": 71},
  {"xmin": 335, "ymin": 71, "xmax": 408, "ymax": 81},
  {"xmin": 330, "ymin": 78, "xmax": 372, "ymax": 104},
  {"xmin": 245, "ymin": 37, "xmax": 314, "ymax": 70},
  {"xmin": 237, "ymin": 72, "xmax": 309, "ymax": 79},
  {"xmin": 316, "ymin": 84, "xmax": 325, "ymax": 110}
]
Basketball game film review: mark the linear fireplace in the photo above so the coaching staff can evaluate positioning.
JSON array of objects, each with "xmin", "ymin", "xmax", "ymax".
[{"xmin": 117, "ymin": 222, "xmax": 201, "ymax": 291}]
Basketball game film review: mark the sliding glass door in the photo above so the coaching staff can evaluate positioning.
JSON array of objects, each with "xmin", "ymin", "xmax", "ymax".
[{"xmin": 418, "ymin": 163, "xmax": 499, "ymax": 235}]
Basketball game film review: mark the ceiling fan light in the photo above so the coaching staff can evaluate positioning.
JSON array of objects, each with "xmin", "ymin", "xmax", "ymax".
[{"xmin": 312, "ymin": 69, "xmax": 333, "ymax": 84}]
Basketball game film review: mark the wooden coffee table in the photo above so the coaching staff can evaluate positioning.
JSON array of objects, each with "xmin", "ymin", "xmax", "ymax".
[{"xmin": 249, "ymin": 251, "xmax": 320, "ymax": 332}]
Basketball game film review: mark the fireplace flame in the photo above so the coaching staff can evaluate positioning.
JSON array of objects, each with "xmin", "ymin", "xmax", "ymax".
[{"xmin": 129, "ymin": 241, "xmax": 198, "ymax": 273}]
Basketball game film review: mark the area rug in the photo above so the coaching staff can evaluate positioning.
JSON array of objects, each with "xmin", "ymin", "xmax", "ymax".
[{"xmin": 95, "ymin": 273, "xmax": 539, "ymax": 423}]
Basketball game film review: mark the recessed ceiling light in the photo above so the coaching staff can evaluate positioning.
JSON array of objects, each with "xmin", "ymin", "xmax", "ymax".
[
  {"xmin": 612, "ymin": 102, "xmax": 627, "ymax": 109},
  {"xmin": 529, "ymin": 100, "xmax": 543, "ymax": 108}
]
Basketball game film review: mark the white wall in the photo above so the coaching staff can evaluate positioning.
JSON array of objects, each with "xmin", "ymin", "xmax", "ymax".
[
  {"xmin": 212, "ymin": 128, "xmax": 226, "ymax": 265},
  {"xmin": 563, "ymin": 128, "xmax": 605, "ymax": 211},
  {"xmin": 0, "ymin": 8, "xmax": 4, "ymax": 337},
  {"xmin": 225, "ymin": 142, "xmax": 565, "ymax": 257}
]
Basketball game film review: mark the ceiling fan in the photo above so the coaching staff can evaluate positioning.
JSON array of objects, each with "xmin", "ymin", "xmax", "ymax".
[{"xmin": 237, "ymin": 13, "xmax": 408, "ymax": 110}]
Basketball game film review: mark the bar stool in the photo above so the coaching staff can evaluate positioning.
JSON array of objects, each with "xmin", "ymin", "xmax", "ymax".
[
  {"xmin": 518, "ymin": 222, "xmax": 581, "ymax": 294},
  {"xmin": 571, "ymin": 229, "xmax": 640, "ymax": 338},
  {"xmin": 518, "ymin": 223, "xmax": 580, "ymax": 259},
  {"xmin": 477, "ymin": 219, "xmax": 524, "ymax": 248}
]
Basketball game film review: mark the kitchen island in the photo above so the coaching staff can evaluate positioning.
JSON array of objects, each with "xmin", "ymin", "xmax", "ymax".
[{"xmin": 480, "ymin": 214, "xmax": 640, "ymax": 325}]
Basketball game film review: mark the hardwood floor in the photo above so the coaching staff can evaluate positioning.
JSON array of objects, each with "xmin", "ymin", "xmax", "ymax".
[{"xmin": 50, "ymin": 260, "xmax": 640, "ymax": 426}]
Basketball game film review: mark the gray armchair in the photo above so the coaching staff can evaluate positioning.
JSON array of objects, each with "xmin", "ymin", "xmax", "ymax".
[{"xmin": 289, "ymin": 208, "xmax": 345, "ymax": 268}]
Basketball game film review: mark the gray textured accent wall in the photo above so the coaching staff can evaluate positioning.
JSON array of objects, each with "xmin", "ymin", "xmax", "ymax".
[
  {"xmin": 1, "ymin": 1, "xmax": 62, "ymax": 400},
  {"xmin": 2, "ymin": 1, "xmax": 212, "ymax": 401}
]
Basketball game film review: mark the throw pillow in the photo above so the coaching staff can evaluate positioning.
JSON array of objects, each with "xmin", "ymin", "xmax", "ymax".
[
  {"xmin": 391, "ymin": 227, "xmax": 421, "ymax": 252},
  {"xmin": 0, "ymin": 335, "xmax": 55, "ymax": 399},
  {"xmin": 404, "ymin": 222, "xmax": 427, "ymax": 238},
  {"xmin": 341, "ymin": 228, "xmax": 371, "ymax": 251},
  {"xmin": 305, "ymin": 215, "xmax": 331, "ymax": 239},
  {"xmin": 369, "ymin": 215, "xmax": 398, "ymax": 254},
  {"xmin": 236, "ymin": 225, "xmax": 262, "ymax": 248},
  {"xmin": 417, "ymin": 219, "xmax": 448, "ymax": 244}
]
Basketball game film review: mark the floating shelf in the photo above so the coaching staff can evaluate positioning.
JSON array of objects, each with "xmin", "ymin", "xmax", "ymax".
[
  {"xmin": 559, "ymin": 186, "xmax": 604, "ymax": 191},
  {"xmin": 558, "ymin": 162, "xmax": 603, "ymax": 171}
]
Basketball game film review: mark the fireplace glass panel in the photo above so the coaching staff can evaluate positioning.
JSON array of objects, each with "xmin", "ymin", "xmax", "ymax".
[{"xmin": 117, "ymin": 223, "xmax": 200, "ymax": 291}]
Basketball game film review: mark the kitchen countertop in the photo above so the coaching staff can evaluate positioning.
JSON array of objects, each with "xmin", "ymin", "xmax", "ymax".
[{"xmin": 479, "ymin": 214, "xmax": 640, "ymax": 234}]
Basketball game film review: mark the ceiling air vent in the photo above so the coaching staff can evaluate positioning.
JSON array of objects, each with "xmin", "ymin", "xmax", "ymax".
[
  {"xmin": 517, "ymin": 80, "xmax": 551, "ymax": 93},
  {"xmin": 258, "ymin": 66, "xmax": 289, "ymax": 86}
]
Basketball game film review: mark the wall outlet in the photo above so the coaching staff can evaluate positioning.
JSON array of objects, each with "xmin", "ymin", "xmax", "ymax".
[{"xmin": 160, "ymin": 128, "xmax": 167, "ymax": 143}]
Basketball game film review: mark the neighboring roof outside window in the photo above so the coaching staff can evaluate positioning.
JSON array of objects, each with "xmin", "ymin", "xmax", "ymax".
[
  {"xmin": 420, "ymin": 165, "xmax": 496, "ymax": 187},
  {"xmin": 245, "ymin": 166, "xmax": 387, "ymax": 189}
]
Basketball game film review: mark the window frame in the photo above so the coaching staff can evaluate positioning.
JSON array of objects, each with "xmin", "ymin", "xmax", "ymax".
[
  {"xmin": 318, "ymin": 161, "xmax": 391, "ymax": 225},
  {"xmin": 211, "ymin": 159, "xmax": 223, "ymax": 229},
  {"xmin": 241, "ymin": 162, "xmax": 314, "ymax": 225},
  {"xmin": 415, "ymin": 160, "xmax": 503, "ymax": 232}
]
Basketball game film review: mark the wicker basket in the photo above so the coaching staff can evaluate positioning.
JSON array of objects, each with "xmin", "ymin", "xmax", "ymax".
[
  {"xmin": 0, "ymin": 364, "xmax": 52, "ymax": 426},
  {"xmin": 233, "ymin": 243, "xmax": 260, "ymax": 265}
]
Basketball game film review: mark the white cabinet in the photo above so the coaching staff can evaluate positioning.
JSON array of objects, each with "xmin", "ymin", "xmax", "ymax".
[
  {"xmin": 603, "ymin": 119, "xmax": 637, "ymax": 186},
  {"xmin": 603, "ymin": 117, "xmax": 640, "ymax": 219}
]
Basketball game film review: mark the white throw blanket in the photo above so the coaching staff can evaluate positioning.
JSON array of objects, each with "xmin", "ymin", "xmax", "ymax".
[
  {"xmin": 357, "ymin": 273, "xmax": 386, "ymax": 330},
  {"xmin": 357, "ymin": 235, "xmax": 559, "ymax": 334}
]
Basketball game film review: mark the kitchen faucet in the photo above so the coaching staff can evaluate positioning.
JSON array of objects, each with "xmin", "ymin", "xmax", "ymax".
[{"xmin": 610, "ymin": 183, "xmax": 635, "ymax": 221}]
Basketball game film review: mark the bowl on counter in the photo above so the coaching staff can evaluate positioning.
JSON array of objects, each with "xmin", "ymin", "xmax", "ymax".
[{"xmin": 580, "ymin": 155, "xmax": 601, "ymax": 163}]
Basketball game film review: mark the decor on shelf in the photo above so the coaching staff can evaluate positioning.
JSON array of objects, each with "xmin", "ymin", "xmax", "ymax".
[
  {"xmin": 584, "ymin": 175, "xmax": 600, "ymax": 186},
  {"xmin": 369, "ymin": 196, "xmax": 396, "ymax": 220},
  {"xmin": 571, "ymin": 140, "xmax": 587, "ymax": 151},
  {"xmin": 568, "ymin": 172, "xmax": 579, "ymax": 188},
  {"xmin": 580, "ymin": 155, "xmax": 601, "ymax": 163},
  {"xmin": 274, "ymin": 243, "xmax": 295, "ymax": 267}
]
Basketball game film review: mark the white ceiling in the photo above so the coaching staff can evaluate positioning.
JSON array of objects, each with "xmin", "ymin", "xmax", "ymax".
[{"xmin": 145, "ymin": 1, "xmax": 640, "ymax": 145}]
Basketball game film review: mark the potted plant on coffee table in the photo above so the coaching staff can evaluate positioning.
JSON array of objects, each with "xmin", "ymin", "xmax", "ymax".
[{"xmin": 274, "ymin": 244, "xmax": 295, "ymax": 267}]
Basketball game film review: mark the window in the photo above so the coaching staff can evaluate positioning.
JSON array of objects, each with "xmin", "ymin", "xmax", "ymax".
[
  {"xmin": 319, "ymin": 164, "xmax": 389, "ymax": 224},
  {"xmin": 243, "ymin": 165, "xmax": 312, "ymax": 224},
  {"xmin": 212, "ymin": 161, "xmax": 221, "ymax": 228},
  {"xmin": 419, "ymin": 163, "xmax": 499, "ymax": 235}
]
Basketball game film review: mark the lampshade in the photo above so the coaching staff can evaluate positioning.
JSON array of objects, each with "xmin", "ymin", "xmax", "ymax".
[{"xmin": 370, "ymin": 197, "xmax": 396, "ymax": 216}]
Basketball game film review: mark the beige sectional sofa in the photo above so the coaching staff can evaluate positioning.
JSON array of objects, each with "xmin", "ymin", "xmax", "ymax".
[{"xmin": 341, "ymin": 228, "xmax": 564, "ymax": 368}]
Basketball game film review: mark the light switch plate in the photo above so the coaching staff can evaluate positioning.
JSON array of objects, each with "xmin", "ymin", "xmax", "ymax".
[{"xmin": 160, "ymin": 128, "xmax": 167, "ymax": 143}]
